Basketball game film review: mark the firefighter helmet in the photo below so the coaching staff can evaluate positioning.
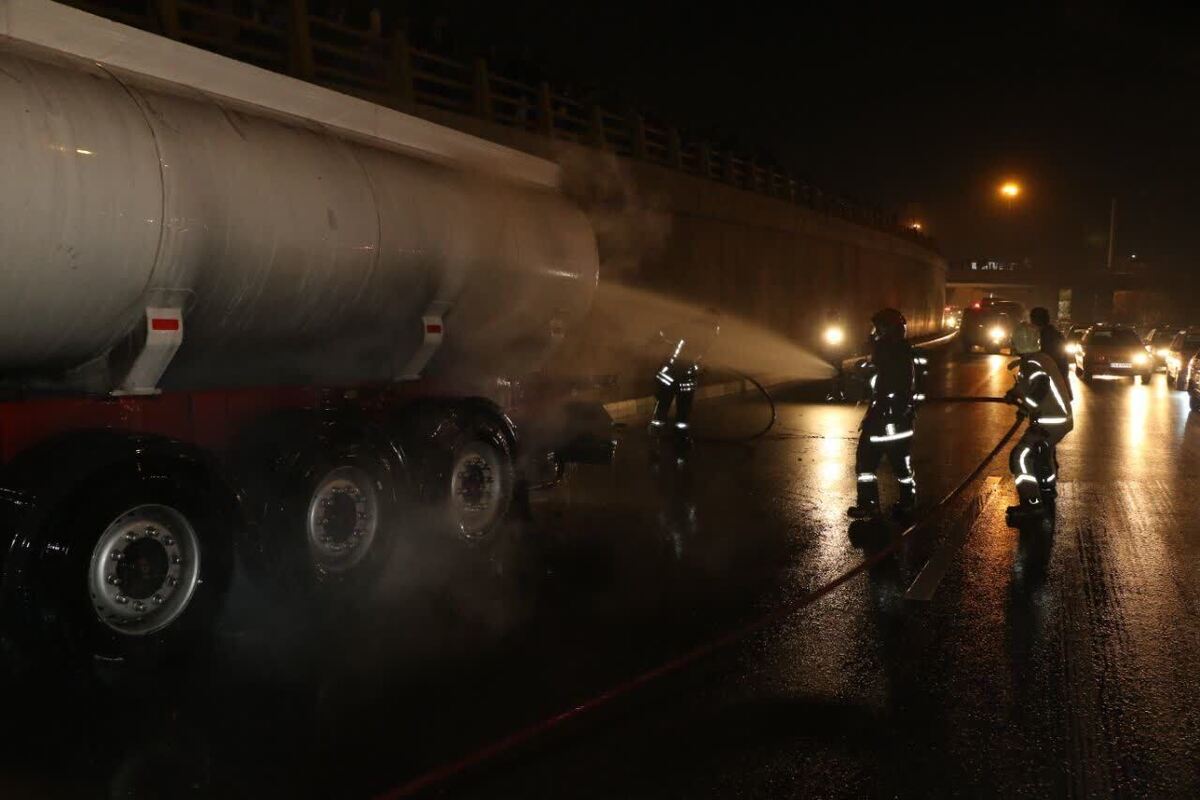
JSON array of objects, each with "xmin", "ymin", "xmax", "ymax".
[{"xmin": 870, "ymin": 308, "xmax": 907, "ymax": 341}]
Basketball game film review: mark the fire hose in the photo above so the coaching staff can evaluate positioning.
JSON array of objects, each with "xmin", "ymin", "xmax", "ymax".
[
  {"xmin": 375, "ymin": 401, "xmax": 1024, "ymax": 798},
  {"xmin": 694, "ymin": 368, "xmax": 778, "ymax": 443}
]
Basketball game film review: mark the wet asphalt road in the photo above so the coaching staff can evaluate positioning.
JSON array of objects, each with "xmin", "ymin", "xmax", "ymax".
[{"xmin": 6, "ymin": 341, "xmax": 1200, "ymax": 798}]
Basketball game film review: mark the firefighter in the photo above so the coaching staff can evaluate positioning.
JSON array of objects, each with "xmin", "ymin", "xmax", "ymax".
[
  {"xmin": 1004, "ymin": 321, "xmax": 1073, "ymax": 525},
  {"xmin": 847, "ymin": 308, "xmax": 925, "ymax": 520},
  {"xmin": 649, "ymin": 315, "xmax": 719, "ymax": 443},
  {"xmin": 1029, "ymin": 306, "xmax": 1073, "ymax": 401}
]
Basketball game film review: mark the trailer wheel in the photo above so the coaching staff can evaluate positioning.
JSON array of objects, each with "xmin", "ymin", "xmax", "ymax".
[
  {"xmin": 447, "ymin": 433, "xmax": 513, "ymax": 541},
  {"xmin": 38, "ymin": 475, "xmax": 231, "ymax": 661},
  {"xmin": 304, "ymin": 465, "xmax": 383, "ymax": 576},
  {"xmin": 260, "ymin": 440, "xmax": 401, "ymax": 597},
  {"xmin": 409, "ymin": 412, "xmax": 515, "ymax": 545}
]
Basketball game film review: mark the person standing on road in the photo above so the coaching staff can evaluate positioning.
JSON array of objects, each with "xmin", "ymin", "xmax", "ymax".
[
  {"xmin": 1030, "ymin": 306, "xmax": 1073, "ymax": 400},
  {"xmin": 648, "ymin": 315, "xmax": 720, "ymax": 446},
  {"xmin": 847, "ymin": 308, "xmax": 922, "ymax": 521},
  {"xmin": 1004, "ymin": 321, "xmax": 1073, "ymax": 526}
]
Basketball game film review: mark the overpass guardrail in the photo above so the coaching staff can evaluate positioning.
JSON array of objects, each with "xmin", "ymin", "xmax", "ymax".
[{"xmin": 63, "ymin": 0, "xmax": 931, "ymax": 245}]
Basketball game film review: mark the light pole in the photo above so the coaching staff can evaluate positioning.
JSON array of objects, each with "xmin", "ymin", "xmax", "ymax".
[{"xmin": 1105, "ymin": 197, "xmax": 1116, "ymax": 272}]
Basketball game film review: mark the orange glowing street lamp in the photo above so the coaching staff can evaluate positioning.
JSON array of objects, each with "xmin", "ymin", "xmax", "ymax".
[
  {"xmin": 909, "ymin": 220, "xmax": 923, "ymax": 232},
  {"xmin": 999, "ymin": 180, "xmax": 1022, "ymax": 204}
]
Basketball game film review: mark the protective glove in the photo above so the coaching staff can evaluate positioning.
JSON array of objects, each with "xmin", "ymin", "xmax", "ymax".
[{"xmin": 1003, "ymin": 389, "xmax": 1018, "ymax": 405}]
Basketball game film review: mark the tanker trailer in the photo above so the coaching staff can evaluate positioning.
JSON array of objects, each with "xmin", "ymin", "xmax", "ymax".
[{"xmin": 0, "ymin": 0, "xmax": 604, "ymax": 659}]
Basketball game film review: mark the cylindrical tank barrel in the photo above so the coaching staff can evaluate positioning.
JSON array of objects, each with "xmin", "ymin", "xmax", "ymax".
[{"xmin": 0, "ymin": 43, "xmax": 598, "ymax": 390}]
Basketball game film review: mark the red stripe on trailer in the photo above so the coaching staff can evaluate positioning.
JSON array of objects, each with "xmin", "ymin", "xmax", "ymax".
[
  {"xmin": 151, "ymin": 318, "xmax": 180, "ymax": 331},
  {"xmin": 425, "ymin": 324, "xmax": 443, "ymax": 334}
]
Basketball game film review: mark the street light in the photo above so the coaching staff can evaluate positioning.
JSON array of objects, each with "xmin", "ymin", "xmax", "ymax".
[
  {"xmin": 823, "ymin": 325, "xmax": 845, "ymax": 346},
  {"xmin": 909, "ymin": 220, "xmax": 923, "ymax": 232},
  {"xmin": 999, "ymin": 181, "xmax": 1021, "ymax": 200}
]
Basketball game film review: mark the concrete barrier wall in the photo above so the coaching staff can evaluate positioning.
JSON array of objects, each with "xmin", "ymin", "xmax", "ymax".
[
  {"xmin": 625, "ymin": 158, "xmax": 947, "ymax": 343},
  {"xmin": 418, "ymin": 108, "xmax": 946, "ymax": 392}
]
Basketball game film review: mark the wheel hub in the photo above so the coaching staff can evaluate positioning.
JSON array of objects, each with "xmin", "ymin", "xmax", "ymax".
[
  {"xmin": 306, "ymin": 467, "xmax": 380, "ymax": 573},
  {"xmin": 449, "ymin": 445, "xmax": 504, "ymax": 538},
  {"xmin": 88, "ymin": 505, "xmax": 201, "ymax": 635}
]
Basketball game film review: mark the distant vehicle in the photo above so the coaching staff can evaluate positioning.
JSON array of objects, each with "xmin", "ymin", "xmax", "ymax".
[
  {"xmin": 1064, "ymin": 324, "xmax": 1090, "ymax": 357},
  {"xmin": 960, "ymin": 298, "xmax": 1026, "ymax": 354},
  {"xmin": 1146, "ymin": 326, "xmax": 1181, "ymax": 371},
  {"xmin": 943, "ymin": 305, "xmax": 962, "ymax": 330},
  {"xmin": 1165, "ymin": 329, "xmax": 1200, "ymax": 390},
  {"xmin": 1074, "ymin": 325, "xmax": 1153, "ymax": 383}
]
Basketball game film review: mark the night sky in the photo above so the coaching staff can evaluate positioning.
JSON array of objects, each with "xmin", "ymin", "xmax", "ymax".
[{"xmin": 404, "ymin": 1, "xmax": 1200, "ymax": 282}]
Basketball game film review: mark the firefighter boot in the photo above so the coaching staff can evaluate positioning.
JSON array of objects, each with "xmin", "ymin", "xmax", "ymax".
[
  {"xmin": 893, "ymin": 479, "xmax": 916, "ymax": 522},
  {"xmin": 1006, "ymin": 480, "xmax": 1046, "ymax": 527},
  {"xmin": 848, "ymin": 477, "xmax": 882, "ymax": 520}
]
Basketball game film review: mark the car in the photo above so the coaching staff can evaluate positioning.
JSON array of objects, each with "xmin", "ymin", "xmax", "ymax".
[
  {"xmin": 960, "ymin": 298, "xmax": 1026, "ymax": 354},
  {"xmin": 1165, "ymin": 328, "xmax": 1200, "ymax": 390},
  {"xmin": 1145, "ymin": 326, "xmax": 1181, "ymax": 371},
  {"xmin": 1074, "ymin": 325, "xmax": 1153, "ymax": 383}
]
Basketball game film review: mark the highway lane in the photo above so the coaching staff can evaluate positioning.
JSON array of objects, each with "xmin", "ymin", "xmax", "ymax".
[
  {"xmin": 438, "ymin": 349, "xmax": 1200, "ymax": 799},
  {"xmin": 5, "ymin": 343, "xmax": 1200, "ymax": 798}
]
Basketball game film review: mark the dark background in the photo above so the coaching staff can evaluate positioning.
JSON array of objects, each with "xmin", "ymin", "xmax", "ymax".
[{"xmin": 384, "ymin": 1, "xmax": 1199, "ymax": 284}]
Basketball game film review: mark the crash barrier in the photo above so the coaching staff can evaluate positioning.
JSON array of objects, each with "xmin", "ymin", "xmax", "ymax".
[
  {"xmin": 375, "ymin": 404, "xmax": 1024, "ymax": 798},
  {"xmin": 62, "ymin": 0, "xmax": 927, "ymax": 244}
]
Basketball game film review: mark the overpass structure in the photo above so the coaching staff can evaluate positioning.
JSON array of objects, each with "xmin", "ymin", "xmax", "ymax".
[{"xmin": 947, "ymin": 261, "xmax": 1171, "ymax": 324}]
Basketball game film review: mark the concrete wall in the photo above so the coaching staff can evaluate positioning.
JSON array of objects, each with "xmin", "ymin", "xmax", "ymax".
[
  {"xmin": 419, "ymin": 107, "xmax": 946, "ymax": 388},
  {"xmin": 617, "ymin": 158, "xmax": 946, "ymax": 343}
]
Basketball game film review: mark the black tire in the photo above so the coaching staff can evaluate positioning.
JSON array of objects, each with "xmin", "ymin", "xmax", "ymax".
[
  {"xmin": 1190, "ymin": 394, "xmax": 1200, "ymax": 413},
  {"xmin": 30, "ymin": 474, "xmax": 232, "ymax": 663},
  {"xmin": 255, "ymin": 436, "xmax": 403, "ymax": 601},
  {"xmin": 1176, "ymin": 370, "xmax": 1189, "ymax": 391},
  {"xmin": 961, "ymin": 336, "xmax": 974, "ymax": 354}
]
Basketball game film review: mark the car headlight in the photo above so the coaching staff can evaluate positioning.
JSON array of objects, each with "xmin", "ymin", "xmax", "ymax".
[
  {"xmin": 1066, "ymin": 342, "xmax": 1080, "ymax": 355},
  {"xmin": 989, "ymin": 326, "xmax": 1006, "ymax": 342},
  {"xmin": 823, "ymin": 325, "xmax": 845, "ymax": 347},
  {"xmin": 1133, "ymin": 352, "xmax": 1148, "ymax": 366},
  {"xmin": 1157, "ymin": 348, "xmax": 1170, "ymax": 357}
]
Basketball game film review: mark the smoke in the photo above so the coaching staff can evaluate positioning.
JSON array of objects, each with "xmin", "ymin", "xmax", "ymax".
[
  {"xmin": 555, "ymin": 146, "xmax": 672, "ymax": 282},
  {"xmin": 547, "ymin": 148, "xmax": 832, "ymax": 386}
]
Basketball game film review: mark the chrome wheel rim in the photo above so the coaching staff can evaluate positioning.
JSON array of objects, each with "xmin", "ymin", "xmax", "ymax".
[
  {"xmin": 305, "ymin": 466, "xmax": 380, "ymax": 573},
  {"xmin": 88, "ymin": 504, "xmax": 202, "ymax": 635},
  {"xmin": 449, "ymin": 443, "xmax": 504, "ymax": 539}
]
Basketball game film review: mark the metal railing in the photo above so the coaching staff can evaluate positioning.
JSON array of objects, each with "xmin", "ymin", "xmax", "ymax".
[{"xmin": 60, "ymin": 0, "xmax": 929, "ymax": 244}]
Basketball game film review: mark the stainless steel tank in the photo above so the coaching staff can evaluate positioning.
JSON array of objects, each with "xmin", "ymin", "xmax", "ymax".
[{"xmin": 0, "ymin": 26, "xmax": 598, "ymax": 391}]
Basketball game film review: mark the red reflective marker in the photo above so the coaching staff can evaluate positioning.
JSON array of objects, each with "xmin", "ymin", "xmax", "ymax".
[{"xmin": 151, "ymin": 318, "xmax": 180, "ymax": 331}]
